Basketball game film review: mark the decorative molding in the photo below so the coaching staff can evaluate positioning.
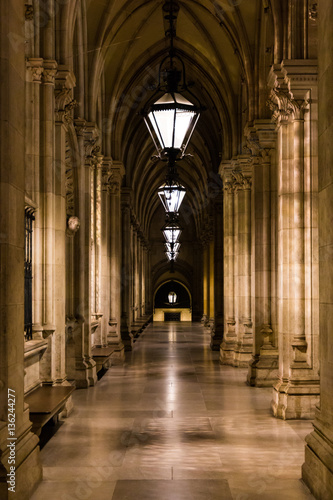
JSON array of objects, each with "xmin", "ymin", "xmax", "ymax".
[
  {"xmin": 223, "ymin": 181, "xmax": 235, "ymax": 194},
  {"xmin": 42, "ymin": 60, "xmax": 58, "ymax": 85},
  {"xmin": 74, "ymin": 117, "xmax": 87, "ymax": 137},
  {"xmin": 232, "ymin": 170, "xmax": 252, "ymax": 191},
  {"xmin": 309, "ymin": 2, "xmax": 317, "ymax": 21},
  {"xmin": 66, "ymin": 216, "xmax": 80, "ymax": 236},
  {"xmin": 102, "ymin": 164, "xmax": 113, "ymax": 192},
  {"xmin": 55, "ymin": 88, "xmax": 77, "ymax": 123},
  {"xmin": 25, "ymin": 4, "xmax": 34, "ymax": 20},
  {"xmin": 26, "ymin": 58, "xmax": 44, "ymax": 83}
]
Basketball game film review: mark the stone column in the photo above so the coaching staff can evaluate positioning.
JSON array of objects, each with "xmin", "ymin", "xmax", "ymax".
[
  {"xmin": 139, "ymin": 235, "xmax": 145, "ymax": 317},
  {"xmin": 0, "ymin": 2, "xmax": 42, "ymax": 497},
  {"xmin": 145, "ymin": 246, "xmax": 152, "ymax": 315},
  {"xmin": 245, "ymin": 121, "xmax": 279, "ymax": 387},
  {"xmin": 268, "ymin": 61, "xmax": 319, "ymax": 419},
  {"xmin": 233, "ymin": 158, "xmax": 253, "ymax": 367},
  {"xmin": 220, "ymin": 163, "xmax": 237, "ymax": 364},
  {"xmin": 210, "ymin": 192, "xmax": 224, "ymax": 351},
  {"xmin": 201, "ymin": 243, "xmax": 209, "ymax": 325},
  {"xmin": 26, "ymin": 59, "xmax": 43, "ymax": 340},
  {"xmin": 133, "ymin": 224, "xmax": 140, "ymax": 322},
  {"xmin": 106, "ymin": 161, "xmax": 125, "ymax": 361},
  {"xmin": 91, "ymin": 153, "xmax": 104, "ymax": 346},
  {"xmin": 209, "ymin": 240, "xmax": 215, "ymax": 327},
  {"xmin": 70, "ymin": 120, "xmax": 98, "ymax": 387},
  {"xmin": 36, "ymin": 60, "xmax": 58, "ymax": 383},
  {"xmin": 303, "ymin": 1, "xmax": 333, "ymax": 495},
  {"xmin": 120, "ymin": 188, "xmax": 133, "ymax": 350},
  {"xmin": 100, "ymin": 158, "xmax": 111, "ymax": 347},
  {"xmin": 53, "ymin": 67, "xmax": 76, "ymax": 385}
]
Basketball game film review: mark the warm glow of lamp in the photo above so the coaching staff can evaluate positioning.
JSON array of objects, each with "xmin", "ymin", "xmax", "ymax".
[
  {"xmin": 158, "ymin": 180, "xmax": 186, "ymax": 214},
  {"xmin": 165, "ymin": 242, "xmax": 180, "ymax": 253},
  {"xmin": 162, "ymin": 221, "xmax": 181, "ymax": 244},
  {"xmin": 144, "ymin": 92, "xmax": 200, "ymax": 159}
]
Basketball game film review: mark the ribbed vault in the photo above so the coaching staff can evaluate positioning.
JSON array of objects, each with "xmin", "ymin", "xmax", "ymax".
[{"xmin": 78, "ymin": 0, "xmax": 275, "ymax": 289}]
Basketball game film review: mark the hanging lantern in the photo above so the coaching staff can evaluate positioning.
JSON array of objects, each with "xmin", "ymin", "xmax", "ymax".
[
  {"xmin": 162, "ymin": 221, "xmax": 182, "ymax": 244},
  {"xmin": 166, "ymin": 250, "xmax": 179, "ymax": 262},
  {"xmin": 168, "ymin": 291, "xmax": 177, "ymax": 304},
  {"xmin": 165, "ymin": 242, "xmax": 180, "ymax": 253},
  {"xmin": 144, "ymin": 92, "xmax": 200, "ymax": 159},
  {"xmin": 158, "ymin": 179, "xmax": 186, "ymax": 214}
]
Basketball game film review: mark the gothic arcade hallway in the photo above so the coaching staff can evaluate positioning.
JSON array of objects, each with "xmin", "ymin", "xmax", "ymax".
[{"xmin": 32, "ymin": 323, "xmax": 314, "ymax": 500}]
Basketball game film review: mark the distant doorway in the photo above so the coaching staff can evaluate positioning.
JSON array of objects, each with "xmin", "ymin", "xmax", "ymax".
[
  {"xmin": 154, "ymin": 280, "xmax": 192, "ymax": 322},
  {"xmin": 164, "ymin": 312, "xmax": 181, "ymax": 321}
]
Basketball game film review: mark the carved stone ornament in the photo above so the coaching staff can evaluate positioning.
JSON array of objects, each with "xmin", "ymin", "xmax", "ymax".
[
  {"xmin": 66, "ymin": 216, "xmax": 80, "ymax": 236},
  {"xmin": 43, "ymin": 68, "xmax": 57, "ymax": 85},
  {"xmin": 109, "ymin": 181, "xmax": 120, "ymax": 195},
  {"xmin": 102, "ymin": 166, "xmax": 113, "ymax": 191},
  {"xmin": 25, "ymin": 4, "xmax": 34, "ymax": 20},
  {"xmin": 223, "ymin": 181, "xmax": 235, "ymax": 194},
  {"xmin": 232, "ymin": 170, "xmax": 251, "ymax": 191},
  {"xmin": 26, "ymin": 59, "xmax": 44, "ymax": 83},
  {"xmin": 267, "ymin": 88, "xmax": 293, "ymax": 123},
  {"xmin": 55, "ymin": 87, "xmax": 77, "ymax": 123},
  {"xmin": 309, "ymin": 2, "xmax": 317, "ymax": 21}
]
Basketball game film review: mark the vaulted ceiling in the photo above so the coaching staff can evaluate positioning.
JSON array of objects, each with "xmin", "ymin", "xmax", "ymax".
[{"xmin": 80, "ymin": 0, "xmax": 272, "ymax": 268}]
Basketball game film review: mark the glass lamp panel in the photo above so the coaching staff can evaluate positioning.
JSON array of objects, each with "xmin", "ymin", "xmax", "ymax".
[
  {"xmin": 147, "ymin": 93, "xmax": 197, "ymax": 152},
  {"xmin": 158, "ymin": 183, "xmax": 186, "ymax": 213},
  {"xmin": 165, "ymin": 251, "xmax": 179, "ymax": 261},
  {"xmin": 163, "ymin": 227, "xmax": 181, "ymax": 243},
  {"xmin": 148, "ymin": 108, "xmax": 175, "ymax": 150},
  {"xmin": 165, "ymin": 242, "xmax": 180, "ymax": 253},
  {"xmin": 173, "ymin": 109, "xmax": 196, "ymax": 149}
]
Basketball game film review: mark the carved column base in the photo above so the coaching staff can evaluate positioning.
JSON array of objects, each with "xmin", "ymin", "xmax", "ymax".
[
  {"xmin": 271, "ymin": 379, "xmax": 320, "ymax": 419},
  {"xmin": 247, "ymin": 349, "xmax": 279, "ymax": 387},
  {"xmin": 220, "ymin": 340, "xmax": 237, "ymax": 365},
  {"xmin": 233, "ymin": 343, "xmax": 253, "ymax": 367},
  {"xmin": 302, "ymin": 415, "xmax": 333, "ymax": 500},
  {"xmin": 73, "ymin": 357, "xmax": 97, "ymax": 388},
  {"xmin": 233, "ymin": 322, "xmax": 253, "ymax": 367},
  {"xmin": 220, "ymin": 320, "xmax": 237, "ymax": 364},
  {"xmin": 202, "ymin": 315, "xmax": 210, "ymax": 327},
  {"xmin": 0, "ymin": 412, "xmax": 42, "ymax": 499}
]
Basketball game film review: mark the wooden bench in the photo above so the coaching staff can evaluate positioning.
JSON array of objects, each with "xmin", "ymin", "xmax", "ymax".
[{"xmin": 25, "ymin": 385, "xmax": 75, "ymax": 436}]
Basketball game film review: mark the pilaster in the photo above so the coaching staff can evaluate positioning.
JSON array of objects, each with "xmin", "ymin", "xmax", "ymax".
[
  {"xmin": 120, "ymin": 187, "xmax": 134, "ymax": 351},
  {"xmin": 219, "ymin": 162, "xmax": 237, "ymax": 364},
  {"xmin": 268, "ymin": 61, "xmax": 319, "ymax": 418},
  {"xmin": 210, "ymin": 192, "xmax": 224, "ymax": 351},
  {"xmin": 303, "ymin": 3, "xmax": 333, "ymax": 494},
  {"xmin": 107, "ymin": 161, "xmax": 125, "ymax": 361},
  {"xmin": 244, "ymin": 121, "xmax": 279, "ymax": 387},
  {"xmin": 232, "ymin": 157, "xmax": 253, "ymax": 367}
]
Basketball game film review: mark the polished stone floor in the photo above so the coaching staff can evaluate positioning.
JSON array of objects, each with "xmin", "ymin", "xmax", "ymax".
[{"xmin": 31, "ymin": 322, "xmax": 314, "ymax": 499}]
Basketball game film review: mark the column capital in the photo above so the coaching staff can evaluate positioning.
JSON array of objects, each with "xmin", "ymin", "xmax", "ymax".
[
  {"xmin": 54, "ymin": 66, "xmax": 77, "ymax": 124},
  {"xmin": 79, "ymin": 122, "xmax": 100, "ymax": 164},
  {"xmin": 42, "ymin": 59, "xmax": 58, "ymax": 85},
  {"xmin": 267, "ymin": 61, "xmax": 317, "ymax": 124},
  {"xmin": 105, "ymin": 159, "xmax": 125, "ymax": 195},
  {"xmin": 121, "ymin": 187, "xmax": 133, "ymax": 210},
  {"xmin": 26, "ymin": 58, "xmax": 44, "ymax": 83}
]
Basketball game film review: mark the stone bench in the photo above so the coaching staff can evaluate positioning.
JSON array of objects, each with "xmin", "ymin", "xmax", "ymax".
[
  {"xmin": 25, "ymin": 385, "xmax": 75, "ymax": 436},
  {"xmin": 92, "ymin": 345, "xmax": 116, "ymax": 372}
]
